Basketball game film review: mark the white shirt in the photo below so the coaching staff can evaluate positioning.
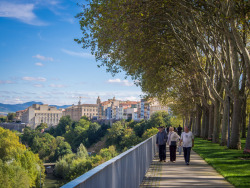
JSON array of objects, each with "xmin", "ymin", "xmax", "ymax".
[{"xmin": 181, "ymin": 131, "xmax": 194, "ymax": 147}]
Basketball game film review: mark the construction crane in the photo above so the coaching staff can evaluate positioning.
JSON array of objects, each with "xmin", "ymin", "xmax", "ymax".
[
  {"xmin": 74, "ymin": 96, "xmax": 89, "ymax": 105},
  {"xmin": 72, "ymin": 96, "xmax": 89, "ymax": 121}
]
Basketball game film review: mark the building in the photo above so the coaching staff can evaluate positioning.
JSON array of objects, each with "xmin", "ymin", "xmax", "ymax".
[
  {"xmin": 98, "ymin": 97, "xmax": 121, "ymax": 120},
  {"xmin": 139, "ymin": 98, "xmax": 168, "ymax": 120},
  {"xmin": 21, "ymin": 104, "xmax": 63, "ymax": 129},
  {"xmin": 15, "ymin": 109, "xmax": 27, "ymax": 121},
  {"xmin": 64, "ymin": 100, "xmax": 98, "ymax": 121}
]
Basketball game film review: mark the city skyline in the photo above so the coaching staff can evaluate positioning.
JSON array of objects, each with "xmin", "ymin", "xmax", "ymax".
[{"xmin": 0, "ymin": 0, "xmax": 143, "ymax": 105}]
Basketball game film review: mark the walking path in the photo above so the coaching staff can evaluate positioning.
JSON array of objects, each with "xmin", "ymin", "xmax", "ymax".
[{"xmin": 140, "ymin": 149, "xmax": 234, "ymax": 188}]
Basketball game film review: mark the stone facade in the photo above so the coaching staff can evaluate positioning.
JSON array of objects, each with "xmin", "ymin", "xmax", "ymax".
[
  {"xmin": 15, "ymin": 109, "xmax": 27, "ymax": 121},
  {"xmin": 21, "ymin": 104, "xmax": 63, "ymax": 129},
  {"xmin": 64, "ymin": 102, "xmax": 98, "ymax": 121}
]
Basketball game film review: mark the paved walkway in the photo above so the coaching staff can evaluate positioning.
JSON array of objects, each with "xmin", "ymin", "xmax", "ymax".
[{"xmin": 140, "ymin": 148, "xmax": 234, "ymax": 188}]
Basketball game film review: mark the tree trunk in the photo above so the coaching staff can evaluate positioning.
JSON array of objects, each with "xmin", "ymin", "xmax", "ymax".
[
  {"xmin": 213, "ymin": 99, "xmax": 220, "ymax": 143},
  {"xmin": 201, "ymin": 106, "xmax": 206, "ymax": 138},
  {"xmin": 221, "ymin": 96, "xmax": 229, "ymax": 146},
  {"xmin": 189, "ymin": 115, "xmax": 194, "ymax": 131},
  {"xmin": 229, "ymin": 97, "xmax": 241, "ymax": 149},
  {"xmin": 204, "ymin": 106, "xmax": 209, "ymax": 139},
  {"xmin": 241, "ymin": 97, "xmax": 247, "ymax": 138},
  {"xmin": 195, "ymin": 104, "xmax": 202, "ymax": 137},
  {"xmin": 244, "ymin": 115, "xmax": 250, "ymax": 154},
  {"xmin": 208, "ymin": 104, "xmax": 214, "ymax": 140}
]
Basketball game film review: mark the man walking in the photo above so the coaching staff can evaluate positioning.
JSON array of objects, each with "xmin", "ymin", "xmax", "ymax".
[
  {"xmin": 156, "ymin": 126, "xmax": 167, "ymax": 162},
  {"xmin": 179, "ymin": 126, "xmax": 194, "ymax": 165}
]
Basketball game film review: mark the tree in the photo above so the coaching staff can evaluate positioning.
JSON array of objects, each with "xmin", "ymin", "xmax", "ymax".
[
  {"xmin": 87, "ymin": 122, "xmax": 101, "ymax": 146},
  {"xmin": 35, "ymin": 123, "xmax": 48, "ymax": 132},
  {"xmin": 21, "ymin": 127, "xmax": 72, "ymax": 162},
  {"xmin": 76, "ymin": 0, "xmax": 249, "ymax": 150},
  {"xmin": 133, "ymin": 120, "xmax": 147, "ymax": 137},
  {"xmin": 119, "ymin": 128, "xmax": 140, "ymax": 149},
  {"xmin": 77, "ymin": 143, "xmax": 88, "ymax": 158},
  {"xmin": 0, "ymin": 116, "xmax": 6, "ymax": 122},
  {"xmin": 7, "ymin": 113, "xmax": 16, "ymax": 122},
  {"xmin": 0, "ymin": 127, "xmax": 45, "ymax": 187},
  {"xmin": 106, "ymin": 121, "xmax": 125, "ymax": 146},
  {"xmin": 54, "ymin": 115, "xmax": 72, "ymax": 137},
  {"xmin": 53, "ymin": 136, "xmax": 72, "ymax": 162},
  {"xmin": 99, "ymin": 145, "xmax": 117, "ymax": 160},
  {"xmin": 147, "ymin": 111, "xmax": 171, "ymax": 129},
  {"xmin": 142, "ymin": 127, "xmax": 159, "ymax": 140}
]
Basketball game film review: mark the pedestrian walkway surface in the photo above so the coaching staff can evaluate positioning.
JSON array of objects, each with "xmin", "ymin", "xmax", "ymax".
[{"xmin": 140, "ymin": 149, "xmax": 234, "ymax": 188}]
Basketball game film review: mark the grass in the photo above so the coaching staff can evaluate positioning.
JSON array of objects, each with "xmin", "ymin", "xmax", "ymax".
[{"xmin": 193, "ymin": 138, "xmax": 250, "ymax": 188}]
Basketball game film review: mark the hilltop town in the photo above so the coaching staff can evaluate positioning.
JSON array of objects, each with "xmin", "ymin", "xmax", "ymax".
[{"xmin": 2, "ymin": 96, "xmax": 168, "ymax": 130}]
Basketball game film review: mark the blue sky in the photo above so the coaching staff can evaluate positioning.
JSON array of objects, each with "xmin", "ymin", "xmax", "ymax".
[{"xmin": 0, "ymin": 0, "xmax": 142, "ymax": 105}]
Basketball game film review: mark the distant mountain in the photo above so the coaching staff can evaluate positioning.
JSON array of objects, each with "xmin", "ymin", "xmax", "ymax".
[
  {"xmin": 0, "ymin": 101, "xmax": 70, "ymax": 114},
  {"xmin": 50, "ymin": 105, "xmax": 71, "ymax": 109}
]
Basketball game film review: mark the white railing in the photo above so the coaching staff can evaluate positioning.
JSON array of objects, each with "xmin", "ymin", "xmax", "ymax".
[{"xmin": 61, "ymin": 135, "xmax": 157, "ymax": 188}]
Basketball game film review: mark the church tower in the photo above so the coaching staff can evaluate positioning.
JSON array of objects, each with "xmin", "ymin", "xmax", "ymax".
[{"xmin": 97, "ymin": 96, "xmax": 101, "ymax": 104}]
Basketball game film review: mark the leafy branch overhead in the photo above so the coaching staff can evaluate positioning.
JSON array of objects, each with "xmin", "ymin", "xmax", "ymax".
[{"xmin": 76, "ymin": 0, "xmax": 250, "ymax": 150}]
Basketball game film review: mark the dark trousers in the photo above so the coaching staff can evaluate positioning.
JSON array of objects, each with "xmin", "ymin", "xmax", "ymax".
[
  {"xmin": 169, "ymin": 145, "xmax": 177, "ymax": 161},
  {"xmin": 159, "ymin": 144, "xmax": 166, "ymax": 161},
  {"xmin": 183, "ymin": 147, "xmax": 191, "ymax": 163}
]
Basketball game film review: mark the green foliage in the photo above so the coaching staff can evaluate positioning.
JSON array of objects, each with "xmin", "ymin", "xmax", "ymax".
[
  {"xmin": 170, "ymin": 116, "xmax": 183, "ymax": 128},
  {"xmin": 133, "ymin": 120, "xmax": 147, "ymax": 137},
  {"xmin": 7, "ymin": 113, "xmax": 16, "ymax": 122},
  {"xmin": 54, "ymin": 144, "xmax": 92, "ymax": 181},
  {"xmin": 77, "ymin": 143, "xmax": 88, "ymax": 158},
  {"xmin": 53, "ymin": 136, "xmax": 72, "ymax": 162},
  {"xmin": 119, "ymin": 128, "xmax": 141, "ymax": 149},
  {"xmin": 106, "ymin": 121, "xmax": 126, "ymax": 147},
  {"xmin": 0, "ymin": 159, "xmax": 30, "ymax": 188},
  {"xmin": 193, "ymin": 138, "xmax": 250, "ymax": 188},
  {"xmin": 0, "ymin": 127, "xmax": 45, "ymax": 187},
  {"xmin": 99, "ymin": 145, "xmax": 117, "ymax": 160},
  {"xmin": 0, "ymin": 116, "xmax": 6, "ymax": 122},
  {"xmin": 142, "ymin": 127, "xmax": 159, "ymax": 140},
  {"xmin": 148, "ymin": 111, "xmax": 171, "ymax": 128},
  {"xmin": 87, "ymin": 122, "xmax": 101, "ymax": 146},
  {"xmin": 35, "ymin": 123, "xmax": 48, "ymax": 132},
  {"xmin": 21, "ymin": 128, "xmax": 72, "ymax": 162},
  {"xmin": 53, "ymin": 115, "xmax": 73, "ymax": 137}
]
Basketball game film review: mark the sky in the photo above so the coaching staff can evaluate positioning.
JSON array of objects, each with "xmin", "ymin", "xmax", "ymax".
[{"xmin": 0, "ymin": 0, "xmax": 143, "ymax": 106}]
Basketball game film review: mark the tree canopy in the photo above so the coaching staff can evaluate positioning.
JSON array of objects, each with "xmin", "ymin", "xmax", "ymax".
[
  {"xmin": 76, "ymin": 0, "xmax": 250, "ymax": 151},
  {"xmin": 0, "ymin": 127, "xmax": 45, "ymax": 187}
]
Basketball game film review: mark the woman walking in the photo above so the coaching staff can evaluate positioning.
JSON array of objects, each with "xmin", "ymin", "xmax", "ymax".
[{"xmin": 167, "ymin": 127, "xmax": 180, "ymax": 162}]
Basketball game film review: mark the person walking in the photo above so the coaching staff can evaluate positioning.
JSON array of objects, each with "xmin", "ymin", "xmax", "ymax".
[
  {"xmin": 167, "ymin": 127, "xmax": 180, "ymax": 162},
  {"xmin": 179, "ymin": 126, "xmax": 194, "ymax": 165},
  {"xmin": 177, "ymin": 125, "xmax": 182, "ymax": 136},
  {"xmin": 156, "ymin": 126, "xmax": 167, "ymax": 162}
]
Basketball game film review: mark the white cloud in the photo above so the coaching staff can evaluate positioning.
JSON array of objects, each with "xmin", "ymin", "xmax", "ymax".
[
  {"xmin": 61, "ymin": 49, "xmax": 94, "ymax": 58},
  {"xmin": 0, "ymin": 90, "xmax": 143, "ymax": 106},
  {"xmin": 0, "ymin": 80, "xmax": 14, "ymax": 84},
  {"xmin": 33, "ymin": 84, "xmax": 43, "ymax": 88},
  {"xmin": 49, "ymin": 84, "xmax": 66, "ymax": 88},
  {"xmin": 22, "ymin": 77, "xmax": 47, "ymax": 82},
  {"xmin": 0, "ymin": 2, "xmax": 46, "ymax": 26},
  {"xmin": 35, "ymin": 62, "xmax": 44, "ymax": 66},
  {"xmin": 33, "ymin": 54, "xmax": 54, "ymax": 61},
  {"xmin": 107, "ymin": 79, "xmax": 134, "ymax": 86}
]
